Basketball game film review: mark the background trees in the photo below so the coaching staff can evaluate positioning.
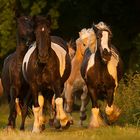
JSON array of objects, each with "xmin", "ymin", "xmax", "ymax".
[{"xmin": 0, "ymin": 0, "xmax": 140, "ymax": 73}]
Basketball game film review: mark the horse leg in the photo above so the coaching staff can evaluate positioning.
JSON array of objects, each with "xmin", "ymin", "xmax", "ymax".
[
  {"xmin": 88, "ymin": 87, "xmax": 106, "ymax": 128},
  {"xmin": 38, "ymin": 92, "xmax": 46, "ymax": 131},
  {"xmin": 20, "ymin": 91, "xmax": 32, "ymax": 130},
  {"xmin": 31, "ymin": 85, "xmax": 41, "ymax": 133},
  {"xmin": 64, "ymin": 82, "xmax": 74, "ymax": 124},
  {"xmin": 7, "ymin": 87, "xmax": 17, "ymax": 130},
  {"xmin": 79, "ymin": 85, "xmax": 89, "ymax": 126},
  {"xmin": 54, "ymin": 80, "xmax": 70, "ymax": 129},
  {"xmin": 105, "ymin": 88, "xmax": 121, "ymax": 124}
]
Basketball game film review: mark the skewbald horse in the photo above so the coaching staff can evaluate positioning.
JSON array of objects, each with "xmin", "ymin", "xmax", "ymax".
[
  {"xmin": 22, "ymin": 16, "xmax": 71, "ymax": 132},
  {"xmin": 80, "ymin": 22, "xmax": 123, "ymax": 128}
]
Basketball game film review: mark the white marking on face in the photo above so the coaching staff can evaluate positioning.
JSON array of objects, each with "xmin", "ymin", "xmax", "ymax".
[
  {"xmin": 101, "ymin": 31, "xmax": 110, "ymax": 52},
  {"xmin": 22, "ymin": 42, "xmax": 36, "ymax": 81},
  {"xmin": 42, "ymin": 27, "xmax": 44, "ymax": 31},
  {"xmin": 86, "ymin": 53, "xmax": 95, "ymax": 72},
  {"xmin": 51, "ymin": 42, "xmax": 66, "ymax": 77}
]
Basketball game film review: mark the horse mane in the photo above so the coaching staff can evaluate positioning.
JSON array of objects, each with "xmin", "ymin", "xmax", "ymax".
[
  {"xmin": 95, "ymin": 22, "xmax": 112, "ymax": 36},
  {"xmin": 79, "ymin": 28, "xmax": 97, "ymax": 53}
]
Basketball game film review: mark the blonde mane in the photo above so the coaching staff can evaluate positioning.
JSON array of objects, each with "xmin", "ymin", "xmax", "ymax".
[
  {"xmin": 79, "ymin": 28, "xmax": 97, "ymax": 53},
  {"xmin": 95, "ymin": 22, "xmax": 112, "ymax": 36}
]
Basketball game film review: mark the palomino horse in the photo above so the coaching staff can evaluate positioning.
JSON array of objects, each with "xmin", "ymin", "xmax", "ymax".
[
  {"xmin": 1, "ymin": 14, "xmax": 35, "ymax": 130},
  {"xmin": 64, "ymin": 28, "xmax": 97, "ymax": 125},
  {"xmin": 22, "ymin": 16, "xmax": 71, "ymax": 133},
  {"xmin": 80, "ymin": 22, "xmax": 123, "ymax": 128}
]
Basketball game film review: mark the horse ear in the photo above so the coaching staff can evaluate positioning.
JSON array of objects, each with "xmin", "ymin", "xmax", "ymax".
[
  {"xmin": 92, "ymin": 23, "xmax": 98, "ymax": 33},
  {"xmin": 14, "ymin": 0, "xmax": 24, "ymax": 18},
  {"xmin": 46, "ymin": 15, "xmax": 51, "ymax": 27}
]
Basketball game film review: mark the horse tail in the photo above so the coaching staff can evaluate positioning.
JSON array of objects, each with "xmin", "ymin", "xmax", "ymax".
[{"xmin": 15, "ymin": 98, "xmax": 21, "ymax": 116}]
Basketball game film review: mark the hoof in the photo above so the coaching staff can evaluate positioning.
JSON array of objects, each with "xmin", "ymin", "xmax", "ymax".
[
  {"xmin": 49, "ymin": 119, "xmax": 54, "ymax": 127},
  {"xmin": 69, "ymin": 119, "xmax": 74, "ymax": 125},
  {"xmin": 61, "ymin": 121, "xmax": 70, "ymax": 130},
  {"xmin": 80, "ymin": 114, "xmax": 87, "ymax": 121},
  {"xmin": 54, "ymin": 119, "xmax": 61, "ymax": 129},
  {"xmin": 107, "ymin": 106, "xmax": 121, "ymax": 124},
  {"xmin": 5, "ymin": 125, "xmax": 14, "ymax": 132},
  {"xmin": 32, "ymin": 127, "xmax": 41, "ymax": 133},
  {"xmin": 40, "ymin": 124, "xmax": 45, "ymax": 131}
]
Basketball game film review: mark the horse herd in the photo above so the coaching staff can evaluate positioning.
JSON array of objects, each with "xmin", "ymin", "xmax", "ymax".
[{"xmin": 0, "ymin": 12, "xmax": 123, "ymax": 133}]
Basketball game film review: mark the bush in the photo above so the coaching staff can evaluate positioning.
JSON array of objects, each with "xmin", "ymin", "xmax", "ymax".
[{"xmin": 115, "ymin": 73, "xmax": 140, "ymax": 126}]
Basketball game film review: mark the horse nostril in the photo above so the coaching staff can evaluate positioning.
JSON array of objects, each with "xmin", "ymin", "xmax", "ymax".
[{"xmin": 103, "ymin": 48, "xmax": 108, "ymax": 55}]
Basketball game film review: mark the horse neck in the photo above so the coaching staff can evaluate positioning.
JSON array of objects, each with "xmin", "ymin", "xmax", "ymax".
[
  {"xmin": 88, "ymin": 40, "xmax": 97, "ymax": 53},
  {"xmin": 75, "ymin": 46, "xmax": 84, "ymax": 62},
  {"xmin": 16, "ymin": 39, "xmax": 28, "ymax": 61}
]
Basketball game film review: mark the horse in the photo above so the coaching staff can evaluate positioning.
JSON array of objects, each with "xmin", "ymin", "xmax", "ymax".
[
  {"xmin": 64, "ymin": 28, "xmax": 97, "ymax": 125},
  {"xmin": 80, "ymin": 22, "xmax": 123, "ymax": 128},
  {"xmin": 22, "ymin": 16, "xmax": 71, "ymax": 133},
  {"xmin": 1, "ymin": 13, "xmax": 35, "ymax": 130}
]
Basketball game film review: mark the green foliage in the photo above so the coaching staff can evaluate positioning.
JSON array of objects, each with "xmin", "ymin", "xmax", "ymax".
[
  {"xmin": 115, "ymin": 73, "xmax": 140, "ymax": 126},
  {"xmin": 0, "ymin": 0, "xmax": 16, "ymax": 58}
]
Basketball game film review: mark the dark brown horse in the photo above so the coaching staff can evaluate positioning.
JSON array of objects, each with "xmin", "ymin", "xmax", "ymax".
[
  {"xmin": 1, "ymin": 13, "xmax": 35, "ymax": 130},
  {"xmin": 22, "ymin": 16, "xmax": 71, "ymax": 133},
  {"xmin": 81, "ymin": 22, "xmax": 123, "ymax": 128}
]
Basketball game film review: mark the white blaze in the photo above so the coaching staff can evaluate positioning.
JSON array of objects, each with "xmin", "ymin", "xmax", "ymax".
[{"xmin": 101, "ymin": 31, "xmax": 110, "ymax": 52}]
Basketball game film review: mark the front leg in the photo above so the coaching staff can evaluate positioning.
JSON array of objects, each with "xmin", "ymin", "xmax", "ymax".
[
  {"xmin": 88, "ymin": 87, "xmax": 106, "ymax": 128},
  {"xmin": 31, "ymin": 83, "xmax": 40, "ymax": 133},
  {"xmin": 105, "ymin": 88, "xmax": 121, "ymax": 124},
  {"xmin": 54, "ymin": 80, "xmax": 70, "ymax": 129}
]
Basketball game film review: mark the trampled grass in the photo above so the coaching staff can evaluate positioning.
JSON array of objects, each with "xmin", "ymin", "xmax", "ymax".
[{"xmin": 0, "ymin": 104, "xmax": 139, "ymax": 140}]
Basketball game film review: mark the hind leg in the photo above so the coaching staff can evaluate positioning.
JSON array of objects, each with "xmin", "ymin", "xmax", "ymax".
[
  {"xmin": 64, "ymin": 82, "xmax": 74, "ymax": 124},
  {"xmin": 79, "ymin": 85, "xmax": 89, "ymax": 126},
  {"xmin": 7, "ymin": 87, "xmax": 17, "ymax": 130}
]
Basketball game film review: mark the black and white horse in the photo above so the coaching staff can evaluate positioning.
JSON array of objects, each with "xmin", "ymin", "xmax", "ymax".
[
  {"xmin": 80, "ymin": 22, "xmax": 123, "ymax": 128},
  {"xmin": 22, "ymin": 16, "xmax": 71, "ymax": 132}
]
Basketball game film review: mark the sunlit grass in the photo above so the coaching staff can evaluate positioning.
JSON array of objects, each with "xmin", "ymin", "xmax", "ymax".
[{"xmin": 0, "ymin": 104, "xmax": 139, "ymax": 140}]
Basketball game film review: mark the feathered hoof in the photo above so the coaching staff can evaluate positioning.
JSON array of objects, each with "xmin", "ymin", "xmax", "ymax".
[
  {"xmin": 32, "ymin": 127, "xmax": 41, "ymax": 133},
  {"xmin": 54, "ymin": 119, "xmax": 61, "ymax": 129},
  {"xmin": 107, "ymin": 106, "xmax": 121, "ymax": 124},
  {"xmin": 61, "ymin": 121, "xmax": 70, "ymax": 130},
  {"xmin": 5, "ymin": 125, "xmax": 14, "ymax": 132}
]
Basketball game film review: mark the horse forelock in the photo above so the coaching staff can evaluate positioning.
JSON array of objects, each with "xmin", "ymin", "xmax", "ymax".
[{"xmin": 95, "ymin": 22, "xmax": 112, "ymax": 36}]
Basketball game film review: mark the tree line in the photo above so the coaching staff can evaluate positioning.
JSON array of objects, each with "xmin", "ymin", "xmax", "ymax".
[{"xmin": 0, "ymin": 0, "xmax": 140, "ymax": 74}]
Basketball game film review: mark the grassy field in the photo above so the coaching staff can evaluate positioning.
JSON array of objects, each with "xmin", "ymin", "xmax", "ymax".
[{"xmin": 0, "ymin": 104, "xmax": 139, "ymax": 140}]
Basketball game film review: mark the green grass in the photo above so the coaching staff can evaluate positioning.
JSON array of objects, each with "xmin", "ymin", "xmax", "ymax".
[{"xmin": 0, "ymin": 104, "xmax": 139, "ymax": 140}]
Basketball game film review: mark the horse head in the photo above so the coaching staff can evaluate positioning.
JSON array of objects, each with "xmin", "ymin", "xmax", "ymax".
[
  {"xmin": 34, "ymin": 16, "xmax": 51, "ymax": 63},
  {"xmin": 93, "ymin": 22, "xmax": 112, "ymax": 63},
  {"xmin": 17, "ymin": 16, "xmax": 35, "ymax": 47},
  {"xmin": 79, "ymin": 28, "xmax": 97, "ymax": 55}
]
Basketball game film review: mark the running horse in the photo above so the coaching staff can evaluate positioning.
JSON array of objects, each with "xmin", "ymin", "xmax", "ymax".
[
  {"xmin": 80, "ymin": 22, "xmax": 123, "ymax": 128},
  {"xmin": 64, "ymin": 28, "xmax": 97, "ymax": 125},
  {"xmin": 1, "ymin": 9, "xmax": 35, "ymax": 130},
  {"xmin": 22, "ymin": 16, "xmax": 71, "ymax": 133}
]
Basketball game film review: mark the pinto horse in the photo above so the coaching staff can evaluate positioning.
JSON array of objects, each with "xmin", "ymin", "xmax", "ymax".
[
  {"xmin": 80, "ymin": 22, "xmax": 123, "ymax": 128},
  {"xmin": 22, "ymin": 16, "xmax": 71, "ymax": 133},
  {"xmin": 64, "ymin": 28, "xmax": 98, "ymax": 125},
  {"xmin": 1, "ymin": 15, "xmax": 35, "ymax": 130}
]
